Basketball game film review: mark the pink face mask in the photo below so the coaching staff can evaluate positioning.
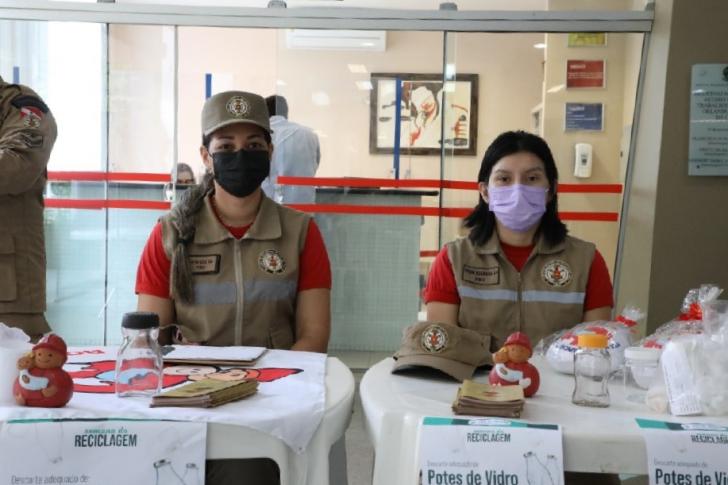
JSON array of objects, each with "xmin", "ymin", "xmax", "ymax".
[{"xmin": 487, "ymin": 184, "xmax": 548, "ymax": 232}]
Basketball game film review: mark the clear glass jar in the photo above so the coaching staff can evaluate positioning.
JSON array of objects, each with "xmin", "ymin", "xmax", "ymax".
[
  {"xmin": 572, "ymin": 333, "xmax": 611, "ymax": 407},
  {"xmin": 623, "ymin": 346, "xmax": 661, "ymax": 404},
  {"xmin": 115, "ymin": 312, "xmax": 163, "ymax": 398}
]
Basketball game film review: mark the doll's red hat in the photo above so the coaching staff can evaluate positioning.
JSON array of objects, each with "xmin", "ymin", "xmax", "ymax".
[
  {"xmin": 503, "ymin": 332, "xmax": 532, "ymax": 353},
  {"xmin": 33, "ymin": 333, "xmax": 68, "ymax": 358}
]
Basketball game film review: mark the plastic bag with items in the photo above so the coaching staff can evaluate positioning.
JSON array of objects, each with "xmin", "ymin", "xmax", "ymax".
[
  {"xmin": 0, "ymin": 322, "xmax": 33, "ymax": 404},
  {"xmin": 639, "ymin": 284, "xmax": 723, "ymax": 349},
  {"xmin": 538, "ymin": 306, "xmax": 645, "ymax": 374},
  {"xmin": 646, "ymin": 299, "xmax": 728, "ymax": 416}
]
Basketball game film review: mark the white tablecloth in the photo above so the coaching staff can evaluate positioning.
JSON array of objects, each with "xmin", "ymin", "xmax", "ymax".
[
  {"xmin": 360, "ymin": 356, "xmax": 728, "ymax": 485},
  {"xmin": 0, "ymin": 348, "xmax": 354, "ymax": 485}
]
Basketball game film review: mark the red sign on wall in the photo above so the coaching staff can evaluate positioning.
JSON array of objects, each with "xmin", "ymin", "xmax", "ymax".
[{"xmin": 566, "ymin": 60, "xmax": 605, "ymax": 88}]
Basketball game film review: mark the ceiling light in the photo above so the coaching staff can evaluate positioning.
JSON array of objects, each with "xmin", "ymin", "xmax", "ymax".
[
  {"xmin": 312, "ymin": 91, "xmax": 330, "ymax": 106},
  {"xmin": 347, "ymin": 64, "xmax": 368, "ymax": 74},
  {"xmin": 534, "ymin": 43, "xmax": 547, "ymax": 49}
]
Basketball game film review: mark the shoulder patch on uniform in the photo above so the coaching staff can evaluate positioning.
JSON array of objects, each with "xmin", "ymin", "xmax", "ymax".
[
  {"xmin": 542, "ymin": 259, "xmax": 572, "ymax": 287},
  {"xmin": 11, "ymin": 95, "xmax": 49, "ymax": 113}
]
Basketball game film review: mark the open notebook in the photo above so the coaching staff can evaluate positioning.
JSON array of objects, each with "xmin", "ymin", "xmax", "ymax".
[{"xmin": 161, "ymin": 345, "xmax": 267, "ymax": 366}]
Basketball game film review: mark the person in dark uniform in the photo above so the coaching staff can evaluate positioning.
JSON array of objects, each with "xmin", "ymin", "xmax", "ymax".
[{"xmin": 0, "ymin": 76, "xmax": 57, "ymax": 340}]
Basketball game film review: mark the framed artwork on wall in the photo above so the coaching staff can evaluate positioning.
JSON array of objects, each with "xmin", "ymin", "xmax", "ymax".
[{"xmin": 369, "ymin": 73, "xmax": 479, "ymax": 156}]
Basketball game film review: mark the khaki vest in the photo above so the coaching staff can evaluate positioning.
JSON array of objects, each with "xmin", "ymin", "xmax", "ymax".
[
  {"xmin": 161, "ymin": 195, "xmax": 310, "ymax": 347},
  {"xmin": 0, "ymin": 77, "xmax": 57, "ymax": 335},
  {"xmin": 448, "ymin": 233, "xmax": 596, "ymax": 356}
]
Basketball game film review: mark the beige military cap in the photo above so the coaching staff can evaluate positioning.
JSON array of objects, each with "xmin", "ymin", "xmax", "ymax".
[
  {"xmin": 201, "ymin": 90, "xmax": 271, "ymax": 137},
  {"xmin": 392, "ymin": 321, "xmax": 490, "ymax": 382}
]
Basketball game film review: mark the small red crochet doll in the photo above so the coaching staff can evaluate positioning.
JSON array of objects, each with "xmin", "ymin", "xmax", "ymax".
[
  {"xmin": 14, "ymin": 334, "xmax": 73, "ymax": 407},
  {"xmin": 488, "ymin": 332, "xmax": 540, "ymax": 397}
]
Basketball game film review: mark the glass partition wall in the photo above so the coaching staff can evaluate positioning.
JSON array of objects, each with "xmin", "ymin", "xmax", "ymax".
[{"xmin": 0, "ymin": 7, "xmax": 647, "ymax": 349}]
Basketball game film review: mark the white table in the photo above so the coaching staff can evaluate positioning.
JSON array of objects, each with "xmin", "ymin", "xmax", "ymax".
[
  {"xmin": 0, "ymin": 356, "xmax": 354, "ymax": 485},
  {"xmin": 207, "ymin": 357, "xmax": 354, "ymax": 485},
  {"xmin": 360, "ymin": 357, "xmax": 728, "ymax": 485}
]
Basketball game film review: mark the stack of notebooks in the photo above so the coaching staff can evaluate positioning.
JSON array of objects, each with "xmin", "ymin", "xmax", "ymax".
[
  {"xmin": 161, "ymin": 345, "xmax": 267, "ymax": 366},
  {"xmin": 452, "ymin": 380, "xmax": 525, "ymax": 418},
  {"xmin": 151, "ymin": 378, "xmax": 258, "ymax": 408}
]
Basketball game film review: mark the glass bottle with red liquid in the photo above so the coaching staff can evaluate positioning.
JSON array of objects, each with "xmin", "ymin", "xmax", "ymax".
[{"xmin": 115, "ymin": 312, "xmax": 163, "ymax": 397}]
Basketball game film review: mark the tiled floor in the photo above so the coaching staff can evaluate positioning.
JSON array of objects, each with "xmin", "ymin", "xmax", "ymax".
[
  {"xmin": 329, "ymin": 351, "xmax": 392, "ymax": 485},
  {"xmin": 344, "ymin": 370, "xmax": 374, "ymax": 485}
]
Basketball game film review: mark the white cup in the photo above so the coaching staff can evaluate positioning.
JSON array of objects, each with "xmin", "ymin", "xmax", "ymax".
[{"xmin": 0, "ymin": 341, "xmax": 33, "ymax": 405}]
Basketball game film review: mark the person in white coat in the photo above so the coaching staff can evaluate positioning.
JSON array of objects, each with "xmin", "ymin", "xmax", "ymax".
[{"xmin": 261, "ymin": 95, "xmax": 320, "ymax": 205}]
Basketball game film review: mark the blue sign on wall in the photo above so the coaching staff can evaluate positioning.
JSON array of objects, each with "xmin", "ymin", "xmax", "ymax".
[{"xmin": 565, "ymin": 102, "xmax": 603, "ymax": 131}]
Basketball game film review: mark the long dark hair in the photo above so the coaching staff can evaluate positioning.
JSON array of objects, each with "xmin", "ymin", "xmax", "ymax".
[{"xmin": 463, "ymin": 130, "xmax": 567, "ymax": 246}]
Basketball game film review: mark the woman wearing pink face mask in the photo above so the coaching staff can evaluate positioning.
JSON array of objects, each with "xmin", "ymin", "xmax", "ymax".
[{"xmin": 425, "ymin": 130, "xmax": 613, "ymax": 359}]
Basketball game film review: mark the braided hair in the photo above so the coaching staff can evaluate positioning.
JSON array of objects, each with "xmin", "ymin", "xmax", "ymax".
[{"xmin": 169, "ymin": 171, "xmax": 215, "ymax": 303}]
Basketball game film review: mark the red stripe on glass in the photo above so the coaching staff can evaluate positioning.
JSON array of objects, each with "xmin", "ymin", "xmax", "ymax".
[
  {"xmin": 278, "ymin": 176, "xmax": 621, "ymax": 194},
  {"xmin": 47, "ymin": 171, "xmax": 170, "ymax": 183},
  {"xmin": 45, "ymin": 199, "xmax": 170, "ymax": 210}
]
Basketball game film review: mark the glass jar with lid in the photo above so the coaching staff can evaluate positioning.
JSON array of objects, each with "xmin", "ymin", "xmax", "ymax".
[
  {"xmin": 623, "ymin": 346, "xmax": 661, "ymax": 404},
  {"xmin": 572, "ymin": 333, "xmax": 611, "ymax": 408},
  {"xmin": 115, "ymin": 311, "xmax": 163, "ymax": 397}
]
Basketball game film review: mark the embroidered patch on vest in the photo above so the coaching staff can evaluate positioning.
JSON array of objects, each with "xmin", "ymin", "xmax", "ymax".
[
  {"xmin": 421, "ymin": 325, "xmax": 448, "ymax": 353},
  {"xmin": 258, "ymin": 249, "xmax": 286, "ymax": 274},
  {"xmin": 542, "ymin": 259, "xmax": 572, "ymax": 287},
  {"xmin": 226, "ymin": 96, "xmax": 250, "ymax": 118},
  {"xmin": 462, "ymin": 265, "xmax": 500, "ymax": 286},
  {"xmin": 189, "ymin": 255, "xmax": 221, "ymax": 274},
  {"xmin": 20, "ymin": 106, "xmax": 42, "ymax": 128}
]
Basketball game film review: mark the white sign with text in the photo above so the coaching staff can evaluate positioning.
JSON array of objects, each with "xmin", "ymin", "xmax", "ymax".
[
  {"xmin": 689, "ymin": 63, "xmax": 728, "ymax": 176},
  {"xmin": 0, "ymin": 419, "xmax": 206, "ymax": 485},
  {"xmin": 637, "ymin": 418, "xmax": 728, "ymax": 485},
  {"xmin": 419, "ymin": 417, "xmax": 564, "ymax": 485}
]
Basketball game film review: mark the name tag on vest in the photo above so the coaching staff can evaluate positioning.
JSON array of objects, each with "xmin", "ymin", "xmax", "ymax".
[
  {"xmin": 189, "ymin": 255, "xmax": 221, "ymax": 274},
  {"xmin": 462, "ymin": 265, "xmax": 499, "ymax": 286}
]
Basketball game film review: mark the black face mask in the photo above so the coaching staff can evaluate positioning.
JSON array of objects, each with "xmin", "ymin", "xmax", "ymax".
[{"xmin": 212, "ymin": 149, "xmax": 270, "ymax": 198}]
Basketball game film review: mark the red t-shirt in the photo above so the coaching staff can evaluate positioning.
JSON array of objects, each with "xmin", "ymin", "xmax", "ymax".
[
  {"xmin": 424, "ymin": 242, "xmax": 613, "ymax": 311},
  {"xmin": 135, "ymin": 212, "xmax": 331, "ymax": 299}
]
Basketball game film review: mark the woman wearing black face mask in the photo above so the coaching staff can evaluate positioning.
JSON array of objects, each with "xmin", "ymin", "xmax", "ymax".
[{"xmin": 134, "ymin": 90, "xmax": 331, "ymax": 356}]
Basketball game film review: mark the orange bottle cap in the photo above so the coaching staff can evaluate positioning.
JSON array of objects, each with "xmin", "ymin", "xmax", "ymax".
[{"xmin": 577, "ymin": 333, "xmax": 608, "ymax": 348}]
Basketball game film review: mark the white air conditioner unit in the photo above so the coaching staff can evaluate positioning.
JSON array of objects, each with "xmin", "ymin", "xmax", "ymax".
[{"xmin": 285, "ymin": 29, "xmax": 386, "ymax": 51}]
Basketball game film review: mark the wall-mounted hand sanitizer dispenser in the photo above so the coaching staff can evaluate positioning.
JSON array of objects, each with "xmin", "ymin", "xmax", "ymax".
[{"xmin": 574, "ymin": 143, "xmax": 593, "ymax": 178}]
